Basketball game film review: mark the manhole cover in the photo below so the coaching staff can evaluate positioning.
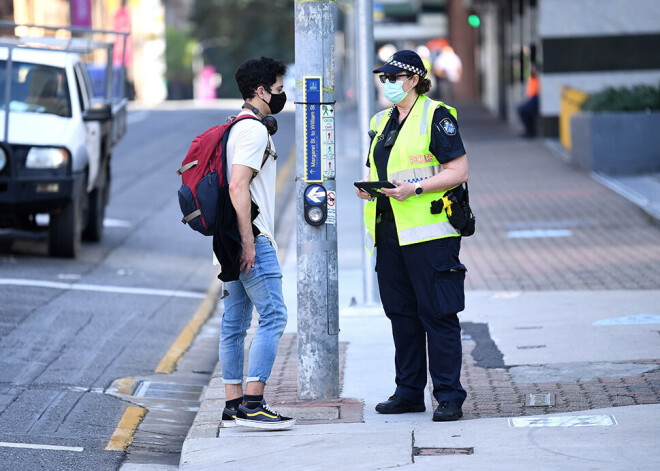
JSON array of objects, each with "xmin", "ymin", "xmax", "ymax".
[
  {"xmin": 413, "ymin": 447, "xmax": 474, "ymax": 456},
  {"xmin": 525, "ymin": 392, "xmax": 556, "ymax": 407}
]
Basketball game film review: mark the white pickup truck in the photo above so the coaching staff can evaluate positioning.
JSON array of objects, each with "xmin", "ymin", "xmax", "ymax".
[{"xmin": 0, "ymin": 24, "xmax": 128, "ymax": 257}]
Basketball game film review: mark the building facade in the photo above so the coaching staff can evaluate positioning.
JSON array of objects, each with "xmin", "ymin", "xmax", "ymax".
[{"xmin": 471, "ymin": 0, "xmax": 660, "ymax": 136}]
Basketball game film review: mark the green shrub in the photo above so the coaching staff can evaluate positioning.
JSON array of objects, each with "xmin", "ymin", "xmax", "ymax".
[{"xmin": 581, "ymin": 83, "xmax": 660, "ymax": 112}]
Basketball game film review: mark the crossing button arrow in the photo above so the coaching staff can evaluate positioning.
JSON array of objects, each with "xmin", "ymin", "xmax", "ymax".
[{"xmin": 305, "ymin": 184, "xmax": 326, "ymax": 205}]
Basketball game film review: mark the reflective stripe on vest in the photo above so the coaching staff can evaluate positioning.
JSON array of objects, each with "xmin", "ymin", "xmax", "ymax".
[{"xmin": 398, "ymin": 220, "xmax": 458, "ymax": 245}]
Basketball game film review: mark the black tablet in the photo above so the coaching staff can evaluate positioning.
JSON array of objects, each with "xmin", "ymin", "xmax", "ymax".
[{"xmin": 354, "ymin": 181, "xmax": 396, "ymax": 198}]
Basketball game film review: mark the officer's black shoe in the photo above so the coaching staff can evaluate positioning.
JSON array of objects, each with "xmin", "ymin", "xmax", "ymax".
[
  {"xmin": 375, "ymin": 395, "xmax": 426, "ymax": 414},
  {"xmin": 433, "ymin": 401, "xmax": 463, "ymax": 422}
]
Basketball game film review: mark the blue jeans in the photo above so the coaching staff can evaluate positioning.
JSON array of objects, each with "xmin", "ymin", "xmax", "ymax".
[{"xmin": 219, "ymin": 236, "xmax": 287, "ymax": 384}]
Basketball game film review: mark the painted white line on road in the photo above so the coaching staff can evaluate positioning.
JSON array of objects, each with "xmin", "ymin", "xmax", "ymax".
[
  {"xmin": 593, "ymin": 314, "xmax": 660, "ymax": 326},
  {"xmin": 508, "ymin": 415, "xmax": 617, "ymax": 428},
  {"xmin": 0, "ymin": 442, "xmax": 83, "ymax": 452},
  {"xmin": 507, "ymin": 229, "xmax": 572, "ymax": 239},
  {"xmin": 490, "ymin": 292, "xmax": 522, "ymax": 299},
  {"xmin": 0, "ymin": 279, "xmax": 205, "ymax": 299},
  {"xmin": 104, "ymin": 218, "xmax": 133, "ymax": 228}
]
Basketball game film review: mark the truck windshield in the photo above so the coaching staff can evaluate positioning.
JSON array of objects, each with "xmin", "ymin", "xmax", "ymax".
[{"xmin": 0, "ymin": 61, "xmax": 72, "ymax": 118}]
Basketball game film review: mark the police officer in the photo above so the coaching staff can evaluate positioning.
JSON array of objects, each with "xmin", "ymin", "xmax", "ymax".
[{"xmin": 355, "ymin": 50, "xmax": 469, "ymax": 421}]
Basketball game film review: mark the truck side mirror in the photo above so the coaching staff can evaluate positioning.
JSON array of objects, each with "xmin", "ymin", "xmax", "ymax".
[{"xmin": 83, "ymin": 102, "xmax": 112, "ymax": 121}]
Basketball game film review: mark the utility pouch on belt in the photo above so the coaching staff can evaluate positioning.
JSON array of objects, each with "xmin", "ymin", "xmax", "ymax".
[{"xmin": 430, "ymin": 183, "xmax": 476, "ymax": 237}]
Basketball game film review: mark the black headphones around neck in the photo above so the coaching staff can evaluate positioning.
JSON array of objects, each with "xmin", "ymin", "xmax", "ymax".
[{"xmin": 242, "ymin": 102, "xmax": 278, "ymax": 136}]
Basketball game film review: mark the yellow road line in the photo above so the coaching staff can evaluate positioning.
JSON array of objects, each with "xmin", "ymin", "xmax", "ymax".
[
  {"xmin": 275, "ymin": 144, "xmax": 296, "ymax": 195},
  {"xmin": 105, "ymin": 406, "xmax": 146, "ymax": 451},
  {"xmin": 155, "ymin": 281, "xmax": 221, "ymax": 374}
]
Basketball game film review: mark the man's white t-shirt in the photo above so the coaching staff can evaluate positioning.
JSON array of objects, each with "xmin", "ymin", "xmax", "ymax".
[{"xmin": 225, "ymin": 110, "xmax": 278, "ymax": 253}]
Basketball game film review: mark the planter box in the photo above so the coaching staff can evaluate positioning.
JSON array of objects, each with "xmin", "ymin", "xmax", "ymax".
[{"xmin": 570, "ymin": 111, "xmax": 660, "ymax": 174}]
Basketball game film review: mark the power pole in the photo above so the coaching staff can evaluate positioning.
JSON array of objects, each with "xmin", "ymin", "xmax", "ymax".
[
  {"xmin": 294, "ymin": 0, "xmax": 339, "ymax": 400},
  {"xmin": 356, "ymin": 0, "xmax": 378, "ymax": 305}
]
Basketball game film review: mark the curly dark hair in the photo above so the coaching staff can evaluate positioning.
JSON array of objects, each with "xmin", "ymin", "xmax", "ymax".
[
  {"xmin": 235, "ymin": 57, "xmax": 287, "ymax": 100},
  {"xmin": 413, "ymin": 76, "xmax": 432, "ymax": 95}
]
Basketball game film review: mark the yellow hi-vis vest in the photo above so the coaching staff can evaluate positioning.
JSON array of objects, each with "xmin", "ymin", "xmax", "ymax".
[{"xmin": 364, "ymin": 95, "xmax": 460, "ymax": 254}]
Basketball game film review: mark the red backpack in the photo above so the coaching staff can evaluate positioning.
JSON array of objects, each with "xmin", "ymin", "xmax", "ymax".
[{"xmin": 177, "ymin": 115, "xmax": 267, "ymax": 236}]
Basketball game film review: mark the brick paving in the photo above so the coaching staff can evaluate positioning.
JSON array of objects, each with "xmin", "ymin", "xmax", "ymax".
[
  {"xmin": 267, "ymin": 333, "xmax": 660, "ymax": 424},
  {"xmin": 460, "ymin": 339, "xmax": 660, "ymax": 419},
  {"xmin": 456, "ymin": 104, "xmax": 660, "ymax": 291},
  {"xmin": 267, "ymin": 333, "xmax": 362, "ymax": 425}
]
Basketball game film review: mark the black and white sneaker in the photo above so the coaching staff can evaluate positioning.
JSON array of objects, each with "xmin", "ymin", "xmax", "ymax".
[
  {"xmin": 220, "ymin": 408, "xmax": 238, "ymax": 428},
  {"xmin": 234, "ymin": 400, "xmax": 296, "ymax": 430}
]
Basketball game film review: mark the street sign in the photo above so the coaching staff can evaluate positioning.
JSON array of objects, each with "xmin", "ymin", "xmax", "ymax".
[
  {"xmin": 304, "ymin": 77, "xmax": 323, "ymax": 182},
  {"xmin": 326, "ymin": 190, "xmax": 336, "ymax": 225},
  {"xmin": 321, "ymin": 104, "xmax": 335, "ymax": 179}
]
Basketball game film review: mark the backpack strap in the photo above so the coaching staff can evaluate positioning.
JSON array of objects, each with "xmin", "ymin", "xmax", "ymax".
[
  {"xmin": 176, "ymin": 160, "xmax": 198, "ymax": 175},
  {"xmin": 182, "ymin": 209, "xmax": 202, "ymax": 224},
  {"xmin": 222, "ymin": 113, "xmax": 278, "ymax": 182},
  {"xmin": 261, "ymin": 139, "xmax": 277, "ymax": 167}
]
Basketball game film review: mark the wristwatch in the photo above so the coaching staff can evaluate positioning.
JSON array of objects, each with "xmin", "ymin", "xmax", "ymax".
[{"xmin": 414, "ymin": 182, "xmax": 424, "ymax": 197}]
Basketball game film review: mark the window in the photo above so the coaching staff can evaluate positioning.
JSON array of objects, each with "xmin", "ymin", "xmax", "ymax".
[{"xmin": 0, "ymin": 61, "xmax": 72, "ymax": 117}]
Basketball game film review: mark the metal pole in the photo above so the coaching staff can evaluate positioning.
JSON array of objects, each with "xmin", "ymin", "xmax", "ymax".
[
  {"xmin": 295, "ymin": 0, "xmax": 339, "ymax": 400},
  {"xmin": 356, "ymin": 0, "xmax": 379, "ymax": 305},
  {"xmin": 3, "ymin": 46, "xmax": 13, "ymax": 144}
]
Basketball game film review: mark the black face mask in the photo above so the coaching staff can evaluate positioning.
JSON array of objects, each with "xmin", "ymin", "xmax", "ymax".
[{"xmin": 264, "ymin": 90, "xmax": 287, "ymax": 115}]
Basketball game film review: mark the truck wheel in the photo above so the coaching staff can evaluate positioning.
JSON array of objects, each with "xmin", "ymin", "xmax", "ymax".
[
  {"xmin": 83, "ymin": 168, "xmax": 108, "ymax": 242},
  {"xmin": 49, "ymin": 186, "xmax": 84, "ymax": 258}
]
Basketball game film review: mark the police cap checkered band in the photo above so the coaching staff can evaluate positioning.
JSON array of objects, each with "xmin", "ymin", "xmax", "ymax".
[{"xmin": 373, "ymin": 49, "xmax": 427, "ymax": 78}]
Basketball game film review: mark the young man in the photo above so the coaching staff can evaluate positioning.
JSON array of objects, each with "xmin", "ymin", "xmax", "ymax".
[{"xmin": 219, "ymin": 57, "xmax": 294, "ymax": 430}]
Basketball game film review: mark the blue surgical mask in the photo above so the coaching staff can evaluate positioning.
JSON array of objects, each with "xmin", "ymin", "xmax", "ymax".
[{"xmin": 383, "ymin": 76, "xmax": 413, "ymax": 104}]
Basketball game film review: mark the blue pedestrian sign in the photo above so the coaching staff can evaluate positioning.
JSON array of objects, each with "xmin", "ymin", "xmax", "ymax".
[{"xmin": 304, "ymin": 76, "xmax": 323, "ymax": 182}]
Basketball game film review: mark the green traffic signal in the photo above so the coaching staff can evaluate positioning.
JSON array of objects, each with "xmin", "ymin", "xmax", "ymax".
[{"xmin": 468, "ymin": 14, "xmax": 481, "ymax": 28}]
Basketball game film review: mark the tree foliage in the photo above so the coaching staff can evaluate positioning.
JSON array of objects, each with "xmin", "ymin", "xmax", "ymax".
[
  {"xmin": 166, "ymin": 27, "xmax": 195, "ymax": 82},
  {"xmin": 581, "ymin": 83, "xmax": 660, "ymax": 112},
  {"xmin": 190, "ymin": 0, "xmax": 295, "ymax": 98}
]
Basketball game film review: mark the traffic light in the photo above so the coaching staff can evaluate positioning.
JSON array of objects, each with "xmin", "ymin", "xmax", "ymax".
[{"xmin": 468, "ymin": 14, "xmax": 481, "ymax": 28}]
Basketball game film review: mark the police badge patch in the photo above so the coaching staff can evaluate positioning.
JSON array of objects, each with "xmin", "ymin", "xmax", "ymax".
[{"xmin": 440, "ymin": 118, "xmax": 456, "ymax": 136}]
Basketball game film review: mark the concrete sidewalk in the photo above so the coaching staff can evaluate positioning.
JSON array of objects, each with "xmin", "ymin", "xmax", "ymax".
[{"xmin": 180, "ymin": 103, "xmax": 660, "ymax": 470}]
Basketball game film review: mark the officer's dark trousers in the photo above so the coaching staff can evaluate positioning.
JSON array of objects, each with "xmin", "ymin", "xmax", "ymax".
[{"xmin": 375, "ymin": 218, "xmax": 467, "ymax": 407}]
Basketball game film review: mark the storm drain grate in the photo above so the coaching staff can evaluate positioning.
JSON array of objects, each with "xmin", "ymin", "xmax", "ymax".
[
  {"xmin": 413, "ymin": 447, "xmax": 474, "ymax": 456},
  {"xmin": 133, "ymin": 381, "xmax": 204, "ymax": 401},
  {"xmin": 525, "ymin": 392, "xmax": 556, "ymax": 407}
]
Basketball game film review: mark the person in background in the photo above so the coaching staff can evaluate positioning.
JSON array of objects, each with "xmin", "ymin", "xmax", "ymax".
[
  {"xmin": 416, "ymin": 44, "xmax": 433, "ymax": 92},
  {"xmin": 432, "ymin": 43, "xmax": 462, "ymax": 102},
  {"xmin": 517, "ymin": 64, "xmax": 540, "ymax": 138},
  {"xmin": 355, "ymin": 50, "xmax": 469, "ymax": 422}
]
